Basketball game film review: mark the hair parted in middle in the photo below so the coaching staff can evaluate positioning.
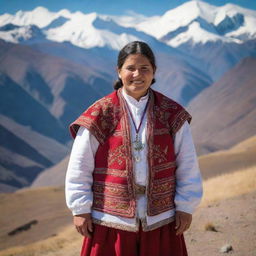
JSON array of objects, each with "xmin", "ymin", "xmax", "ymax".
[{"xmin": 114, "ymin": 41, "xmax": 156, "ymax": 90}]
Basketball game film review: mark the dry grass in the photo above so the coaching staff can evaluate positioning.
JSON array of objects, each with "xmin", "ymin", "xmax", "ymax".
[
  {"xmin": 0, "ymin": 226, "xmax": 82, "ymax": 256},
  {"xmin": 204, "ymin": 222, "xmax": 218, "ymax": 232},
  {"xmin": 0, "ymin": 186, "xmax": 72, "ymax": 253},
  {"xmin": 198, "ymin": 135, "xmax": 256, "ymax": 180},
  {"xmin": 0, "ymin": 187, "xmax": 83, "ymax": 256},
  {"xmin": 230, "ymin": 135, "xmax": 256, "ymax": 151},
  {"xmin": 201, "ymin": 165, "xmax": 256, "ymax": 206}
]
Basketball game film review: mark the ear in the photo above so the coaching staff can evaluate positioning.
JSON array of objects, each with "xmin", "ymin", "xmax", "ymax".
[{"xmin": 116, "ymin": 67, "xmax": 121, "ymax": 79}]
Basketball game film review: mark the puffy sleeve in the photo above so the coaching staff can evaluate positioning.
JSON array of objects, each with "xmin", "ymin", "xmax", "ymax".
[
  {"xmin": 65, "ymin": 126, "xmax": 99, "ymax": 215},
  {"xmin": 174, "ymin": 121, "xmax": 203, "ymax": 214}
]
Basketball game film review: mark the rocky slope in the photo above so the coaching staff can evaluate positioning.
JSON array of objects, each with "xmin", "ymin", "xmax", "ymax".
[{"xmin": 189, "ymin": 57, "xmax": 256, "ymax": 155}]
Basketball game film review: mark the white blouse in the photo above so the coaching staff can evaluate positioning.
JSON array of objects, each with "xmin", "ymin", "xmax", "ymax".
[{"xmin": 65, "ymin": 90, "xmax": 203, "ymax": 231}]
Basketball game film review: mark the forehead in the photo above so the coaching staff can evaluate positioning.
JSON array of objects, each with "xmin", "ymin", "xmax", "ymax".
[{"xmin": 123, "ymin": 54, "xmax": 151, "ymax": 66}]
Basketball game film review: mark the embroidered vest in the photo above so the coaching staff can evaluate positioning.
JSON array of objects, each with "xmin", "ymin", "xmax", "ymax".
[{"xmin": 70, "ymin": 89, "xmax": 191, "ymax": 218}]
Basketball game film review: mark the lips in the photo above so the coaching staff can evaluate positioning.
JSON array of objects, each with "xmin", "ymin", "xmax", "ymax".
[{"xmin": 132, "ymin": 80, "xmax": 144, "ymax": 84}]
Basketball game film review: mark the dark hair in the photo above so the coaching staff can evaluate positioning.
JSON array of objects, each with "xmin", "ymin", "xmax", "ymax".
[{"xmin": 114, "ymin": 41, "xmax": 156, "ymax": 90}]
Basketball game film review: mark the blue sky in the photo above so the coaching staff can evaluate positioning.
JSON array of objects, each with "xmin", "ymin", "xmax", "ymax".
[{"xmin": 0, "ymin": 0, "xmax": 256, "ymax": 15}]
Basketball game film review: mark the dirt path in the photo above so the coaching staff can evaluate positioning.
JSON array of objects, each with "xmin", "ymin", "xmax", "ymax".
[{"xmin": 186, "ymin": 191, "xmax": 256, "ymax": 256}]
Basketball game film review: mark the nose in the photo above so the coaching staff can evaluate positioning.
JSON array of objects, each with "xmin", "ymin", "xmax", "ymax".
[{"xmin": 133, "ymin": 69, "xmax": 140, "ymax": 77}]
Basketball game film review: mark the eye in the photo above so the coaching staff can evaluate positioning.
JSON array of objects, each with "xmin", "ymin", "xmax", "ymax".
[{"xmin": 126, "ymin": 66, "xmax": 135, "ymax": 72}]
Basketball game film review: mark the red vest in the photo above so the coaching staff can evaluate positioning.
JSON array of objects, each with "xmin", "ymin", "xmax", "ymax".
[{"xmin": 70, "ymin": 89, "xmax": 191, "ymax": 218}]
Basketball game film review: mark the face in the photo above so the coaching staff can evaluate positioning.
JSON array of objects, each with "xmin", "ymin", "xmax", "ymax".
[{"xmin": 118, "ymin": 54, "xmax": 155, "ymax": 100}]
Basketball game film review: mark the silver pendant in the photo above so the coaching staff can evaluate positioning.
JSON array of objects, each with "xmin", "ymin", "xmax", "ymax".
[{"xmin": 133, "ymin": 135, "xmax": 144, "ymax": 152}]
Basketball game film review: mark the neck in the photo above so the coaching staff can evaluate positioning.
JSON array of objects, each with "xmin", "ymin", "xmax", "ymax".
[{"xmin": 122, "ymin": 88, "xmax": 149, "ymax": 101}]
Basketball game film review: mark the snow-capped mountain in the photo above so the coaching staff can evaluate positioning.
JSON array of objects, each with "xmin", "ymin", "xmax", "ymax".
[
  {"xmin": 123, "ymin": 1, "xmax": 256, "ymax": 47},
  {"xmin": 1, "ymin": 1, "xmax": 255, "ymax": 50},
  {"xmin": 1, "ymin": 4, "xmax": 212, "ymax": 103},
  {"xmin": 0, "ymin": 7, "xmax": 140, "ymax": 50},
  {"xmin": 0, "ymin": 7, "xmax": 71, "ymax": 28},
  {"xmin": 0, "ymin": 1, "xmax": 255, "ymax": 83}
]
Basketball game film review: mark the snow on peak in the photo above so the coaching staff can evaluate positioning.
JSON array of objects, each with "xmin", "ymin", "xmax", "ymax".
[
  {"xmin": 132, "ymin": 0, "xmax": 256, "ymax": 46},
  {"xmin": 134, "ymin": 0, "xmax": 218, "ymax": 39},
  {"xmin": 0, "ymin": 1, "xmax": 255, "ymax": 49},
  {"xmin": 166, "ymin": 0, "xmax": 217, "ymax": 23},
  {"xmin": 0, "ymin": 6, "xmax": 66, "ymax": 29},
  {"xmin": 167, "ymin": 21, "xmax": 241, "ymax": 47},
  {"xmin": 103, "ymin": 11, "xmax": 149, "ymax": 28},
  {"xmin": 0, "ymin": 24, "xmax": 43, "ymax": 43},
  {"xmin": 56, "ymin": 9, "xmax": 72, "ymax": 18},
  {"xmin": 31, "ymin": 6, "xmax": 50, "ymax": 14},
  {"xmin": 45, "ymin": 11, "xmax": 139, "ymax": 50},
  {"xmin": 0, "ymin": 7, "xmax": 140, "ymax": 50}
]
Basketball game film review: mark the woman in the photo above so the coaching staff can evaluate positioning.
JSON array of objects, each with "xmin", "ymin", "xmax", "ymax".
[{"xmin": 65, "ymin": 41, "xmax": 203, "ymax": 256}]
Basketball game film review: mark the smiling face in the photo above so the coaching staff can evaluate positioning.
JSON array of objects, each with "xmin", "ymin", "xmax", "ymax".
[{"xmin": 118, "ymin": 54, "xmax": 155, "ymax": 101}]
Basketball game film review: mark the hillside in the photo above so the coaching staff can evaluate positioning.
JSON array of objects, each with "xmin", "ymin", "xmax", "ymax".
[
  {"xmin": 198, "ymin": 135, "xmax": 256, "ymax": 180},
  {"xmin": 0, "ymin": 40, "xmax": 113, "ymax": 191},
  {"xmin": 0, "ymin": 159, "xmax": 255, "ymax": 255},
  {"xmin": 189, "ymin": 57, "xmax": 256, "ymax": 155},
  {"xmin": 0, "ymin": 186, "xmax": 70, "ymax": 251},
  {"xmin": 32, "ymin": 156, "xmax": 69, "ymax": 187}
]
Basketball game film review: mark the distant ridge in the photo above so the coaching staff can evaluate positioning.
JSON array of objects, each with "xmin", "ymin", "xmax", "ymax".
[
  {"xmin": 189, "ymin": 57, "xmax": 256, "ymax": 155},
  {"xmin": 0, "ymin": 40, "xmax": 112, "ymax": 191},
  {"xmin": 32, "ymin": 156, "xmax": 69, "ymax": 187}
]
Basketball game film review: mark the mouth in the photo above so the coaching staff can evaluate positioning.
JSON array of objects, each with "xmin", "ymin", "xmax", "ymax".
[{"xmin": 131, "ymin": 80, "xmax": 144, "ymax": 84}]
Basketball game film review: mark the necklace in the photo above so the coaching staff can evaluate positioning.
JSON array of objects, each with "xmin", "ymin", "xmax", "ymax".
[{"xmin": 125, "ymin": 98, "xmax": 149, "ymax": 162}]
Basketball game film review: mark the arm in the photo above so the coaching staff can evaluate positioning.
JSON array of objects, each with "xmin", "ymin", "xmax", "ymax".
[
  {"xmin": 65, "ymin": 126, "xmax": 99, "ymax": 236},
  {"xmin": 174, "ymin": 121, "xmax": 203, "ymax": 235}
]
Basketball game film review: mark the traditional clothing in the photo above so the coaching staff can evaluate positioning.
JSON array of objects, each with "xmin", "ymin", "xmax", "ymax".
[
  {"xmin": 80, "ymin": 222, "xmax": 187, "ymax": 256},
  {"xmin": 66, "ymin": 88, "xmax": 202, "ymax": 255}
]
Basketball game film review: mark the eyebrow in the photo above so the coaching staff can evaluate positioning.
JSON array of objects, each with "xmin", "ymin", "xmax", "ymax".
[{"xmin": 125, "ymin": 64, "xmax": 150, "ymax": 67}]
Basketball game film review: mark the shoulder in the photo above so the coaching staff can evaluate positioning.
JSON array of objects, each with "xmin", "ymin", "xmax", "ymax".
[
  {"xmin": 151, "ymin": 89, "xmax": 192, "ymax": 134},
  {"xmin": 87, "ymin": 90, "xmax": 118, "ymax": 112},
  {"xmin": 152, "ymin": 89, "xmax": 184, "ymax": 111},
  {"xmin": 84, "ymin": 90, "xmax": 121, "ymax": 127},
  {"xmin": 69, "ymin": 90, "xmax": 121, "ymax": 142}
]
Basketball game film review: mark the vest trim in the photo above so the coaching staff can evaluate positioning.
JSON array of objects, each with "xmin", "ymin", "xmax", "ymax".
[{"xmin": 92, "ymin": 216, "xmax": 175, "ymax": 232}]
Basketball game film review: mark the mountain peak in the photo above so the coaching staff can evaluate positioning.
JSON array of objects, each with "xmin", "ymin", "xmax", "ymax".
[
  {"xmin": 57, "ymin": 9, "xmax": 72, "ymax": 18},
  {"xmin": 132, "ymin": 0, "xmax": 256, "ymax": 46},
  {"xmin": 0, "ymin": 1, "xmax": 255, "ymax": 50},
  {"xmin": 163, "ymin": 0, "xmax": 217, "ymax": 23},
  {"xmin": 32, "ymin": 6, "xmax": 50, "ymax": 14}
]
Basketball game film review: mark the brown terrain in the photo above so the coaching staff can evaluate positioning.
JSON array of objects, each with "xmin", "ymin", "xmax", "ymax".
[
  {"xmin": 188, "ymin": 57, "xmax": 256, "ymax": 156},
  {"xmin": 0, "ymin": 40, "xmax": 113, "ymax": 191},
  {"xmin": 0, "ymin": 135, "xmax": 256, "ymax": 256}
]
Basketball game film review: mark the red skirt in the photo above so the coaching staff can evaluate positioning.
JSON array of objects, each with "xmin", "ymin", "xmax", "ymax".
[{"xmin": 80, "ymin": 221, "xmax": 188, "ymax": 256}]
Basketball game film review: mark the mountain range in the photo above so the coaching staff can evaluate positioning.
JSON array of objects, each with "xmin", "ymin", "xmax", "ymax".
[{"xmin": 0, "ymin": 0, "xmax": 256, "ymax": 191}]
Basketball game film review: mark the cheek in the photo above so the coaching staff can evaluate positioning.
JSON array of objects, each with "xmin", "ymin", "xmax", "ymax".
[{"xmin": 121, "ymin": 72, "xmax": 132, "ymax": 81}]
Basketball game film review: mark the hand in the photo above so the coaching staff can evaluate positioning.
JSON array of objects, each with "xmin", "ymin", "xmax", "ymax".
[
  {"xmin": 175, "ymin": 210, "xmax": 192, "ymax": 235},
  {"xmin": 73, "ymin": 213, "xmax": 93, "ymax": 237}
]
